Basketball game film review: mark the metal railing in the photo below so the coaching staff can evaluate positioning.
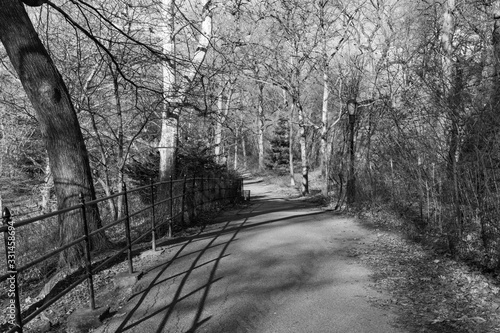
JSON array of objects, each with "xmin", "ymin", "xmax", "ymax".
[{"xmin": 0, "ymin": 175, "xmax": 243, "ymax": 333}]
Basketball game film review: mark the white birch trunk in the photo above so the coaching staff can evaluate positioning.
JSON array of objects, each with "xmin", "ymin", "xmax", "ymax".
[
  {"xmin": 159, "ymin": 0, "xmax": 212, "ymax": 180},
  {"xmin": 284, "ymin": 89, "xmax": 295, "ymax": 187},
  {"xmin": 289, "ymin": 102, "xmax": 296, "ymax": 187},
  {"xmin": 214, "ymin": 92, "xmax": 224, "ymax": 164},
  {"xmin": 320, "ymin": 69, "xmax": 329, "ymax": 180},
  {"xmin": 159, "ymin": 0, "xmax": 177, "ymax": 181},
  {"xmin": 242, "ymin": 136, "xmax": 248, "ymax": 170},
  {"xmin": 214, "ymin": 84, "xmax": 233, "ymax": 165},
  {"xmin": 297, "ymin": 101, "xmax": 308, "ymax": 195},
  {"xmin": 258, "ymin": 84, "xmax": 265, "ymax": 171}
]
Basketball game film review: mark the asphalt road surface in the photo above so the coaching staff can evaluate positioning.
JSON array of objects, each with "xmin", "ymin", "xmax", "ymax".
[{"xmin": 94, "ymin": 180, "xmax": 406, "ymax": 333}]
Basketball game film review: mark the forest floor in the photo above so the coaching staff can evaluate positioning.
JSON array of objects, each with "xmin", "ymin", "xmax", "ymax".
[
  {"xmin": 2, "ymin": 177, "xmax": 500, "ymax": 332},
  {"xmin": 355, "ymin": 210, "xmax": 500, "ymax": 333}
]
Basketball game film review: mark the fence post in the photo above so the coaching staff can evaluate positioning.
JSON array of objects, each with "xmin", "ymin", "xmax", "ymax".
[
  {"xmin": 181, "ymin": 174, "xmax": 187, "ymax": 226},
  {"xmin": 3, "ymin": 207, "xmax": 23, "ymax": 333},
  {"xmin": 208, "ymin": 177, "xmax": 212, "ymax": 209},
  {"xmin": 231, "ymin": 179, "xmax": 235, "ymax": 202},
  {"xmin": 122, "ymin": 182, "xmax": 134, "ymax": 274},
  {"xmin": 200, "ymin": 174, "xmax": 204, "ymax": 211},
  {"xmin": 212, "ymin": 177, "xmax": 216, "ymax": 206},
  {"xmin": 79, "ymin": 193, "xmax": 96, "ymax": 310},
  {"xmin": 220, "ymin": 176, "xmax": 224, "ymax": 202},
  {"xmin": 169, "ymin": 176, "xmax": 173, "ymax": 238},
  {"xmin": 240, "ymin": 178, "xmax": 244, "ymax": 201},
  {"xmin": 216, "ymin": 176, "xmax": 220, "ymax": 202},
  {"xmin": 192, "ymin": 176, "xmax": 196, "ymax": 219},
  {"xmin": 150, "ymin": 178, "xmax": 156, "ymax": 252}
]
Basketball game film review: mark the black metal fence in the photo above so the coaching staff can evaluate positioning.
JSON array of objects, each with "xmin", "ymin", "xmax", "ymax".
[{"xmin": 0, "ymin": 175, "xmax": 243, "ymax": 333}]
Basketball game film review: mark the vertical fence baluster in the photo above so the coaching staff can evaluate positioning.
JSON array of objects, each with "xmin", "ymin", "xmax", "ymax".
[
  {"xmin": 79, "ymin": 193, "xmax": 96, "ymax": 310},
  {"xmin": 221, "ymin": 177, "xmax": 224, "ymax": 202},
  {"xmin": 169, "ymin": 176, "xmax": 173, "ymax": 238},
  {"xmin": 122, "ymin": 182, "xmax": 133, "ymax": 274},
  {"xmin": 181, "ymin": 174, "xmax": 187, "ymax": 226},
  {"xmin": 231, "ymin": 178, "xmax": 234, "ymax": 202},
  {"xmin": 208, "ymin": 177, "xmax": 211, "ymax": 209},
  {"xmin": 200, "ymin": 174, "xmax": 204, "ymax": 211},
  {"xmin": 214, "ymin": 177, "xmax": 217, "ymax": 207},
  {"xmin": 218, "ymin": 176, "xmax": 222, "ymax": 202},
  {"xmin": 213, "ymin": 178, "xmax": 216, "ymax": 206},
  {"xmin": 192, "ymin": 176, "xmax": 196, "ymax": 219},
  {"xmin": 240, "ymin": 178, "xmax": 244, "ymax": 202},
  {"xmin": 207, "ymin": 177, "xmax": 211, "ymax": 209},
  {"xmin": 150, "ymin": 178, "xmax": 156, "ymax": 252},
  {"xmin": 3, "ymin": 207, "xmax": 23, "ymax": 333},
  {"xmin": 231, "ymin": 179, "xmax": 235, "ymax": 202}
]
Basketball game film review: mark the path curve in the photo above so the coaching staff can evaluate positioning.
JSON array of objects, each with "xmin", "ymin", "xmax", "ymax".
[{"xmin": 94, "ymin": 180, "xmax": 406, "ymax": 333}]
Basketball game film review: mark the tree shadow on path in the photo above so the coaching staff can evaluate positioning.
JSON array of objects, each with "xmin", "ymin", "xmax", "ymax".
[{"xmin": 100, "ymin": 196, "xmax": 327, "ymax": 333}]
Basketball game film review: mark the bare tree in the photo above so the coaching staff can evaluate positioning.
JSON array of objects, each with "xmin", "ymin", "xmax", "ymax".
[
  {"xmin": 0, "ymin": 0, "xmax": 108, "ymax": 267},
  {"xmin": 158, "ymin": 0, "xmax": 213, "ymax": 181}
]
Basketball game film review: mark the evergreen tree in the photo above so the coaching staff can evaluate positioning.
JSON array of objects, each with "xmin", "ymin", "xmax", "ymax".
[{"xmin": 265, "ymin": 117, "xmax": 290, "ymax": 174}]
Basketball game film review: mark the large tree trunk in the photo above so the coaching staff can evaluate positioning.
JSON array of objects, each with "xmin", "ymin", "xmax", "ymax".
[
  {"xmin": 159, "ymin": 0, "xmax": 177, "ymax": 181},
  {"xmin": 242, "ymin": 135, "xmax": 248, "ymax": 170},
  {"xmin": 159, "ymin": 114, "xmax": 178, "ymax": 180},
  {"xmin": 214, "ymin": 85, "xmax": 233, "ymax": 165},
  {"xmin": 159, "ymin": 0, "xmax": 212, "ymax": 180},
  {"xmin": 319, "ymin": 2, "xmax": 329, "ymax": 187},
  {"xmin": 441, "ymin": 0, "xmax": 461, "ymax": 252},
  {"xmin": 296, "ymin": 100, "xmax": 309, "ymax": 195},
  {"xmin": 285, "ymin": 90, "xmax": 296, "ymax": 187},
  {"xmin": 0, "ymin": 0, "xmax": 108, "ymax": 267},
  {"xmin": 320, "ymin": 69, "xmax": 329, "ymax": 195},
  {"xmin": 112, "ymin": 70, "xmax": 125, "ymax": 218},
  {"xmin": 214, "ymin": 93, "xmax": 224, "ymax": 164},
  {"xmin": 492, "ymin": 1, "xmax": 500, "ymax": 105},
  {"xmin": 234, "ymin": 133, "xmax": 238, "ymax": 169},
  {"xmin": 257, "ymin": 83, "xmax": 265, "ymax": 171},
  {"xmin": 479, "ymin": 0, "xmax": 500, "ymax": 267}
]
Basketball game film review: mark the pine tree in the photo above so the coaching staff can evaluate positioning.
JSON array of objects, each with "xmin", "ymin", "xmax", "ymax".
[{"xmin": 265, "ymin": 117, "xmax": 290, "ymax": 174}]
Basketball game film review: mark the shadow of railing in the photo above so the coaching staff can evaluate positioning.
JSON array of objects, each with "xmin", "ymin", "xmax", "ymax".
[
  {"xmin": 102, "ymin": 199, "xmax": 327, "ymax": 332},
  {"xmin": 0, "ymin": 176, "xmax": 243, "ymax": 333}
]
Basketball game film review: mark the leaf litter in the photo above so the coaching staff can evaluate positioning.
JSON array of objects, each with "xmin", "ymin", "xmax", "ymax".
[{"xmin": 354, "ymin": 226, "xmax": 500, "ymax": 333}]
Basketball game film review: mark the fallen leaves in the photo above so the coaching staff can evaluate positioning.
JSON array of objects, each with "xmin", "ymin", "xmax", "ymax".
[{"xmin": 357, "ymin": 230, "xmax": 500, "ymax": 333}]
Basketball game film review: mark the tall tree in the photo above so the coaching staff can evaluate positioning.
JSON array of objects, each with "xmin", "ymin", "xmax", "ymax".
[
  {"xmin": 0, "ymin": 0, "xmax": 108, "ymax": 267},
  {"xmin": 159, "ymin": 0, "xmax": 213, "ymax": 181}
]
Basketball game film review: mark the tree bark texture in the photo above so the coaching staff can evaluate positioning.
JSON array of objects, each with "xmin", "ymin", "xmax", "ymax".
[
  {"xmin": 242, "ymin": 136, "xmax": 248, "ymax": 170},
  {"xmin": 159, "ymin": 0, "xmax": 212, "ymax": 180},
  {"xmin": 214, "ymin": 93, "xmax": 224, "ymax": 164},
  {"xmin": 297, "ymin": 100, "xmax": 309, "ymax": 195},
  {"xmin": 214, "ymin": 86, "xmax": 232, "ymax": 165},
  {"xmin": 159, "ymin": 0, "xmax": 177, "ymax": 181},
  {"xmin": 319, "ymin": 3, "xmax": 329, "ymax": 185},
  {"xmin": 492, "ymin": 1, "xmax": 500, "ymax": 104},
  {"xmin": 258, "ymin": 83, "xmax": 265, "ymax": 171},
  {"xmin": 0, "ymin": 0, "xmax": 107, "ymax": 267},
  {"xmin": 112, "ymin": 69, "xmax": 125, "ymax": 218},
  {"xmin": 440, "ymin": 0, "xmax": 461, "ymax": 252},
  {"xmin": 320, "ymin": 69, "xmax": 329, "ymax": 195},
  {"xmin": 286, "ymin": 91, "xmax": 296, "ymax": 187}
]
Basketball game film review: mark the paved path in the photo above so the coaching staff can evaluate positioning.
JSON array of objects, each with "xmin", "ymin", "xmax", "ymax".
[{"xmin": 95, "ymin": 180, "xmax": 406, "ymax": 333}]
